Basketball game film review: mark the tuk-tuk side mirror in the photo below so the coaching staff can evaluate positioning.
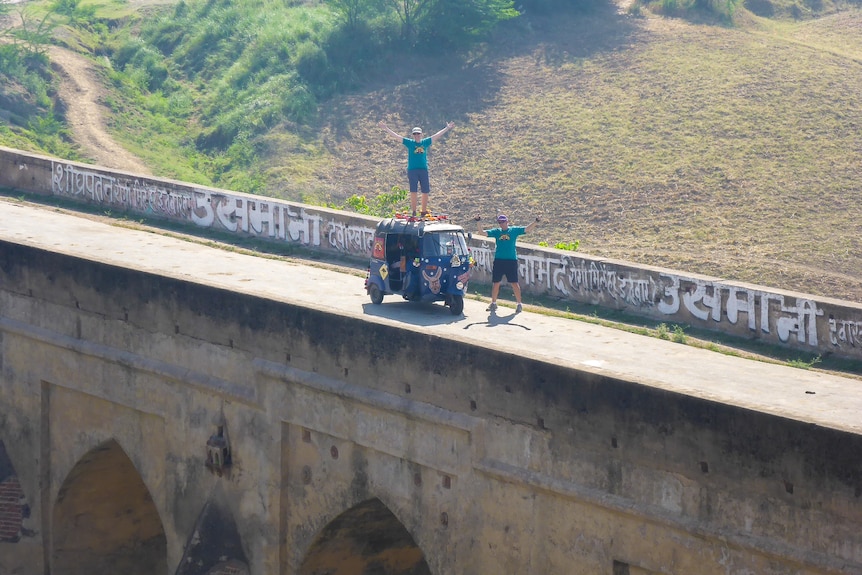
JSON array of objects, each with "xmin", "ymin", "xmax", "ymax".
[{"xmin": 467, "ymin": 232, "xmax": 472, "ymax": 240}]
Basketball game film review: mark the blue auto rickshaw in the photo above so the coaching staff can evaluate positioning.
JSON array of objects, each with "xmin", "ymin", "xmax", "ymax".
[{"xmin": 365, "ymin": 215, "xmax": 472, "ymax": 315}]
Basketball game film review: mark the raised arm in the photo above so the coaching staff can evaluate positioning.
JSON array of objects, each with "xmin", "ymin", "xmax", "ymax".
[
  {"xmin": 378, "ymin": 121, "xmax": 404, "ymax": 140},
  {"xmin": 430, "ymin": 121, "xmax": 455, "ymax": 143},
  {"xmin": 474, "ymin": 216, "xmax": 488, "ymax": 236},
  {"xmin": 525, "ymin": 216, "xmax": 541, "ymax": 234}
]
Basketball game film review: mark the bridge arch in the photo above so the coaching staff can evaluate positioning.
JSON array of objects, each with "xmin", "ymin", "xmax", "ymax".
[
  {"xmin": 51, "ymin": 439, "xmax": 167, "ymax": 575},
  {"xmin": 176, "ymin": 485, "xmax": 250, "ymax": 575},
  {"xmin": 299, "ymin": 497, "xmax": 432, "ymax": 575}
]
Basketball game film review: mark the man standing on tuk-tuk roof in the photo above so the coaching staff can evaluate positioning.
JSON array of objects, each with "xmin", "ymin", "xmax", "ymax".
[
  {"xmin": 475, "ymin": 213, "xmax": 541, "ymax": 314},
  {"xmin": 378, "ymin": 120, "xmax": 455, "ymax": 217}
]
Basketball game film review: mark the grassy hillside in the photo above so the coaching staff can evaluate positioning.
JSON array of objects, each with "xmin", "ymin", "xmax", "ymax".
[
  {"xmin": 291, "ymin": 6, "xmax": 862, "ymax": 302},
  {"xmin": 3, "ymin": 0, "xmax": 862, "ymax": 302}
]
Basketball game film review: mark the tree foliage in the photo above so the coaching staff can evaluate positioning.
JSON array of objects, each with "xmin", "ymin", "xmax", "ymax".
[
  {"xmin": 643, "ymin": 0, "xmax": 743, "ymax": 22},
  {"xmin": 331, "ymin": 0, "xmax": 519, "ymax": 47},
  {"xmin": 0, "ymin": 2, "xmax": 81, "ymax": 158},
  {"xmin": 6, "ymin": 5, "xmax": 58, "ymax": 57},
  {"xmin": 516, "ymin": 0, "xmax": 608, "ymax": 15},
  {"xmin": 415, "ymin": 0, "xmax": 519, "ymax": 47},
  {"xmin": 328, "ymin": 0, "xmax": 380, "ymax": 29}
]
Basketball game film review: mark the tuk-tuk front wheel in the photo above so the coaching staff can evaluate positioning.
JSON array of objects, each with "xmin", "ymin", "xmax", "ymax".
[
  {"xmin": 369, "ymin": 284, "xmax": 384, "ymax": 305},
  {"xmin": 448, "ymin": 295, "xmax": 464, "ymax": 315}
]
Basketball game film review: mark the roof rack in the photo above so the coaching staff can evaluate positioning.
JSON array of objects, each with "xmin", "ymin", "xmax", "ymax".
[{"xmin": 394, "ymin": 213, "xmax": 449, "ymax": 222}]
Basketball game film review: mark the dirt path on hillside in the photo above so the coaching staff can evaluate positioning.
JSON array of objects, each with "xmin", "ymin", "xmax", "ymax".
[{"xmin": 48, "ymin": 46, "xmax": 152, "ymax": 174}]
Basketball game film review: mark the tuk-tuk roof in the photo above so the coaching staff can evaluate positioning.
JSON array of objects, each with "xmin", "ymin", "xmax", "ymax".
[{"xmin": 375, "ymin": 217, "xmax": 465, "ymax": 236}]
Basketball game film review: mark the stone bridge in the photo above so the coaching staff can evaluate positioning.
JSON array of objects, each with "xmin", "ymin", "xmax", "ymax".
[{"xmin": 1, "ymin": 201, "xmax": 861, "ymax": 575}]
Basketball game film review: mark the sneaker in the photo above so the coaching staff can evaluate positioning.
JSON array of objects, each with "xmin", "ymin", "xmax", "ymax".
[
  {"xmin": 516, "ymin": 303, "xmax": 523, "ymax": 313},
  {"xmin": 486, "ymin": 302, "xmax": 497, "ymax": 312}
]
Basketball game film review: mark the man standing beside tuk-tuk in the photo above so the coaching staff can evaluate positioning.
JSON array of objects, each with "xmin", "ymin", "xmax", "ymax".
[
  {"xmin": 475, "ymin": 214, "xmax": 540, "ymax": 313},
  {"xmin": 378, "ymin": 120, "xmax": 455, "ymax": 217}
]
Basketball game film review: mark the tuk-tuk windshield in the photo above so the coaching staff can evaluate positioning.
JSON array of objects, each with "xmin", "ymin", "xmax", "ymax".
[{"xmin": 423, "ymin": 231, "xmax": 469, "ymax": 257}]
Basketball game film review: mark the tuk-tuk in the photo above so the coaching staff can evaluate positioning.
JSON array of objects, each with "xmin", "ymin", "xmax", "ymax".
[{"xmin": 365, "ymin": 214, "xmax": 472, "ymax": 315}]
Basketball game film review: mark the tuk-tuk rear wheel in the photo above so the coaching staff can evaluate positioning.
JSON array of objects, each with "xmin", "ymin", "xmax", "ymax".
[
  {"xmin": 369, "ymin": 284, "xmax": 384, "ymax": 305},
  {"xmin": 448, "ymin": 295, "xmax": 464, "ymax": 315}
]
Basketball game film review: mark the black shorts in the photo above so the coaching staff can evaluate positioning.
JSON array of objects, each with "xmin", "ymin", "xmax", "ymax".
[
  {"xmin": 492, "ymin": 259, "xmax": 519, "ymax": 283},
  {"xmin": 407, "ymin": 169, "xmax": 430, "ymax": 194}
]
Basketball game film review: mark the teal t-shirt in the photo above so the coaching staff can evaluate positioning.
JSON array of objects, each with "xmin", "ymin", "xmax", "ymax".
[
  {"xmin": 485, "ymin": 226, "xmax": 525, "ymax": 260},
  {"xmin": 402, "ymin": 137, "xmax": 432, "ymax": 170}
]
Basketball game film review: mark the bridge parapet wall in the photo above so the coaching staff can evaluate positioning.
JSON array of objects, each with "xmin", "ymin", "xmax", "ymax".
[{"xmin": 2, "ymin": 145, "xmax": 861, "ymax": 363}]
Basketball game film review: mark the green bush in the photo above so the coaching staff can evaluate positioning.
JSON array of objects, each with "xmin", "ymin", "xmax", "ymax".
[
  {"xmin": 516, "ymin": 0, "xmax": 606, "ymax": 14},
  {"xmin": 0, "ymin": 37, "xmax": 72, "ymax": 156},
  {"xmin": 647, "ymin": 0, "xmax": 743, "ymax": 22},
  {"xmin": 415, "ymin": 0, "xmax": 519, "ymax": 49},
  {"xmin": 656, "ymin": 323, "xmax": 687, "ymax": 343},
  {"xmin": 554, "ymin": 241, "xmax": 579, "ymax": 251},
  {"xmin": 294, "ymin": 41, "xmax": 335, "ymax": 96},
  {"xmin": 344, "ymin": 187, "xmax": 409, "ymax": 217},
  {"xmin": 787, "ymin": 355, "xmax": 822, "ymax": 369},
  {"xmin": 656, "ymin": 323, "xmax": 670, "ymax": 340},
  {"xmin": 112, "ymin": 40, "xmax": 169, "ymax": 91},
  {"xmin": 52, "ymin": 0, "xmax": 96, "ymax": 23}
]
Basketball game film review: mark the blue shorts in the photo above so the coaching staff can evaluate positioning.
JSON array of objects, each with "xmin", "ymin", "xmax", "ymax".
[
  {"xmin": 492, "ymin": 259, "xmax": 519, "ymax": 283},
  {"xmin": 407, "ymin": 169, "xmax": 430, "ymax": 194}
]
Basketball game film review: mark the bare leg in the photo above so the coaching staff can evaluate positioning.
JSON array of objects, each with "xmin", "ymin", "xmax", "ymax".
[
  {"xmin": 410, "ymin": 192, "xmax": 418, "ymax": 215},
  {"xmin": 511, "ymin": 282, "xmax": 522, "ymax": 304},
  {"xmin": 491, "ymin": 282, "xmax": 501, "ymax": 303},
  {"xmin": 420, "ymin": 193, "xmax": 428, "ymax": 214}
]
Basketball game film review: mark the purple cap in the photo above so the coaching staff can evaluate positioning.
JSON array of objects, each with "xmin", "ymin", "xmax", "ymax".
[{"xmin": 496, "ymin": 214, "xmax": 509, "ymax": 222}]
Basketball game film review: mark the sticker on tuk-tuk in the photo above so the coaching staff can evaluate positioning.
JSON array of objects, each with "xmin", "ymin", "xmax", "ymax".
[
  {"xmin": 422, "ymin": 267, "xmax": 443, "ymax": 294},
  {"xmin": 379, "ymin": 263, "xmax": 389, "ymax": 280},
  {"xmin": 373, "ymin": 236, "xmax": 385, "ymax": 259}
]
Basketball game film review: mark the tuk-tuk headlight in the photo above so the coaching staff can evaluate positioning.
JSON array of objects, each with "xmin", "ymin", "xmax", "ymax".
[{"xmin": 456, "ymin": 281, "xmax": 464, "ymax": 290}]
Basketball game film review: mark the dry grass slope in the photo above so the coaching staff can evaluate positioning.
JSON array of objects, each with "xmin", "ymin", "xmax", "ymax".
[{"xmin": 279, "ymin": 5, "xmax": 862, "ymax": 303}]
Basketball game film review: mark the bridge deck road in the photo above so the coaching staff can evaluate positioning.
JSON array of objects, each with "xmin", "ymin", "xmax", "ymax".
[{"xmin": 2, "ymin": 200, "xmax": 860, "ymax": 435}]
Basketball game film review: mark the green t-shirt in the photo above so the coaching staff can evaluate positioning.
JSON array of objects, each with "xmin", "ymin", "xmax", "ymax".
[
  {"xmin": 485, "ymin": 226, "xmax": 525, "ymax": 260},
  {"xmin": 402, "ymin": 137, "xmax": 432, "ymax": 170}
]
